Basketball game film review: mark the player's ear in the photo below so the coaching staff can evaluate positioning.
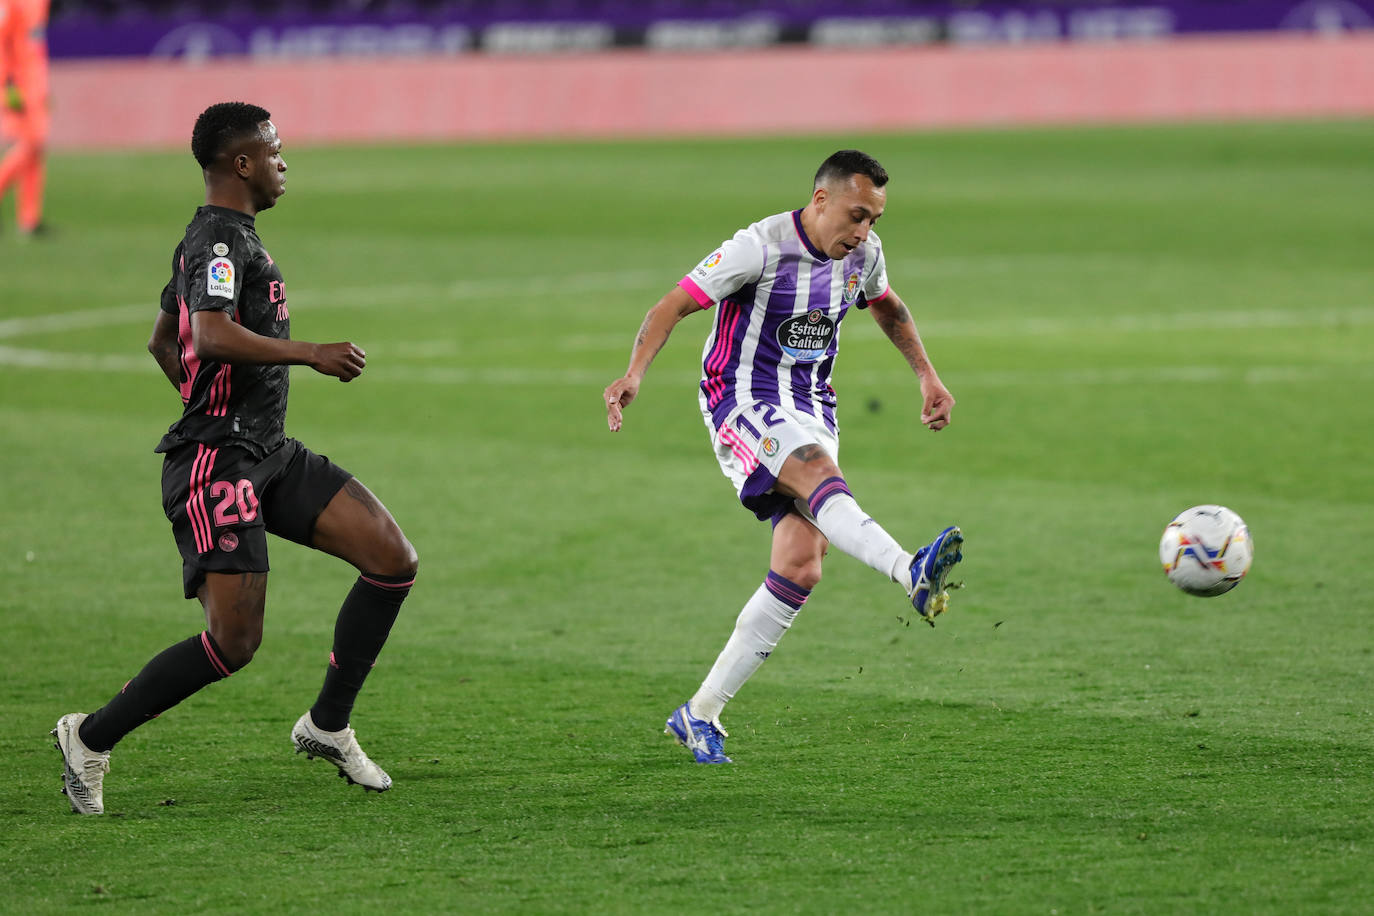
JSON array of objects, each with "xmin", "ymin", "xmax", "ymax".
[{"xmin": 812, "ymin": 185, "xmax": 828, "ymax": 208}]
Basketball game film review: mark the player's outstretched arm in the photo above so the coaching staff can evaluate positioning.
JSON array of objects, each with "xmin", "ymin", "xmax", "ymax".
[
  {"xmin": 191, "ymin": 309, "xmax": 366, "ymax": 381},
  {"xmin": 148, "ymin": 309, "xmax": 182, "ymax": 390},
  {"xmin": 604, "ymin": 285, "xmax": 705, "ymax": 432},
  {"xmin": 867, "ymin": 289, "xmax": 954, "ymax": 431}
]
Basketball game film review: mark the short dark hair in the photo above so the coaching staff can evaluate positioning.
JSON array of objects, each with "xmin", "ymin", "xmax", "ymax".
[
  {"xmin": 191, "ymin": 102, "xmax": 272, "ymax": 169},
  {"xmin": 814, "ymin": 150, "xmax": 889, "ymax": 190}
]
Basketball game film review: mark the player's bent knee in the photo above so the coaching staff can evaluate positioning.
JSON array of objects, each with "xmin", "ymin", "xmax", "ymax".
[
  {"xmin": 208, "ymin": 627, "xmax": 262, "ymax": 670},
  {"xmin": 373, "ymin": 533, "xmax": 419, "ymax": 580},
  {"xmin": 776, "ymin": 561, "xmax": 822, "ymax": 591}
]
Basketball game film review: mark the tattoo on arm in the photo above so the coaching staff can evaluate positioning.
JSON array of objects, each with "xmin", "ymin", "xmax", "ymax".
[
  {"xmin": 873, "ymin": 301, "xmax": 927, "ymax": 370},
  {"xmin": 634, "ymin": 313, "xmax": 652, "ymax": 351},
  {"xmin": 630, "ymin": 308, "xmax": 673, "ymax": 372},
  {"xmin": 792, "ymin": 444, "xmax": 828, "ymax": 463}
]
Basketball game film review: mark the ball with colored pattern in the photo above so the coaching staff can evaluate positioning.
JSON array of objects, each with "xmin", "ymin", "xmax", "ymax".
[{"xmin": 1159, "ymin": 505, "xmax": 1253, "ymax": 597}]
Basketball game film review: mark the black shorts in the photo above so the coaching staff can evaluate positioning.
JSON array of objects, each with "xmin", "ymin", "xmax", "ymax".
[{"xmin": 161, "ymin": 438, "xmax": 352, "ymax": 599}]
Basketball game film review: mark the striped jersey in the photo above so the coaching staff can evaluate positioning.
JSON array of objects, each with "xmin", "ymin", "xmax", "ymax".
[
  {"xmin": 678, "ymin": 209, "xmax": 890, "ymax": 434},
  {"xmin": 155, "ymin": 205, "xmax": 291, "ymax": 458}
]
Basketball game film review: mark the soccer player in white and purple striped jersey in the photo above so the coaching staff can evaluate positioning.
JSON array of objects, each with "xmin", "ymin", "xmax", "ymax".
[{"xmin": 604, "ymin": 150, "xmax": 965, "ymax": 764}]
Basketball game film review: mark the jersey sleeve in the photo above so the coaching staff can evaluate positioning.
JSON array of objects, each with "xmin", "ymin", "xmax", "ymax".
[
  {"xmin": 678, "ymin": 229, "xmax": 765, "ymax": 308},
  {"xmin": 159, "ymin": 243, "xmax": 182, "ymax": 315},
  {"xmin": 183, "ymin": 224, "xmax": 244, "ymax": 315},
  {"xmin": 859, "ymin": 233, "xmax": 890, "ymax": 309}
]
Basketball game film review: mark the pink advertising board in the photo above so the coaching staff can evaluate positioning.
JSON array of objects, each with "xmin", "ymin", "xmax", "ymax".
[{"xmin": 48, "ymin": 33, "xmax": 1374, "ymax": 150}]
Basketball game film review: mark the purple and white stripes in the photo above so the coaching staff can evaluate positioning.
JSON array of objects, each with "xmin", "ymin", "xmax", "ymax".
[
  {"xmin": 807, "ymin": 475, "xmax": 852, "ymax": 517},
  {"xmin": 686, "ymin": 209, "xmax": 885, "ymax": 438},
  {"xmin": 765, "ymin": 570, "xmax": 811, "ymax": 610}
]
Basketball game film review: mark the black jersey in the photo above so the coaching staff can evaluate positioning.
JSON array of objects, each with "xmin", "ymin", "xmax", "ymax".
[{"xmin": 155, "ymin": 206, "xmax": 291, "ymax": 458}]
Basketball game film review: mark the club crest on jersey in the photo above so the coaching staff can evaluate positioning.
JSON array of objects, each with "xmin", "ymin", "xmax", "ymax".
[
  {"xmin": 212, "ymin": 242, "xmax": 229, "ymax": 257},
  {"xmin": 218, "ymin": 532, "xmax": 239, "ymax": 552},
  {"xmin": 207, "ymin": 258, "xmax": 235, "ymax": 299},
  {"xmin": 760, "ymin": 437, "xmax": 780, "ymax": 458},
  {"xmin": 843, "ymin": 271, "xmax": 860, "ymax": 304},
  {"xmin": 776, "ymin": 308, "xmax": 835, "ymax": 362}
]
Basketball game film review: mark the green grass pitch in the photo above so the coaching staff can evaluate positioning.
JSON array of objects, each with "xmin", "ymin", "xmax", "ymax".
[{"xmin": 1, "ymin": 120, "xmax": 1372, "ymax": 913}]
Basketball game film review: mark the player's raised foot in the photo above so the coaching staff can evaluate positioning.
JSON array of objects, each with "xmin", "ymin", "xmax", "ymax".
[
  {"xmin": 51, "ymin": 713, "xmax": 110, "ymax": 815},
  {"xmin": 291, "ymin": 712, "xmax": 392, "ymax": 792},
  {"xmin": 909, "ymin": 525, "xmax": 965, "ymax": 626},
  {"xmin": 664, "ymin": 702, "xmax": 732, "ymax": 764}
]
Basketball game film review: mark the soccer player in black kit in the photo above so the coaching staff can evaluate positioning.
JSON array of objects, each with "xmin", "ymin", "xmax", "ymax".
[{"xmin": 51, "ymin": 102, "xmax": 419, "ymax": 814}]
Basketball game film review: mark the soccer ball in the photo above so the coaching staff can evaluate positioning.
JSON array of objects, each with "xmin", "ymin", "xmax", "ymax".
[{"xmin": 1159, "ymin": 505, "xmax": 1253, "ymax": 597}]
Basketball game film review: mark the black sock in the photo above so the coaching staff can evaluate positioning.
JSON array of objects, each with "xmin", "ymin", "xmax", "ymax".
[
  {"xmin": 79, "ymin": 631, "xmax": 238, "ymax": 753},
  {"xmin": 310, "ymin": 573, "xmax": 413, "ymax": 732}
]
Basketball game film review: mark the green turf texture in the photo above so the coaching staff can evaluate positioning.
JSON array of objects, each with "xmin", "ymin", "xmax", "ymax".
[{"xmin": 1, "ymin": 120, "xmax": 1372, "ymax": 914}]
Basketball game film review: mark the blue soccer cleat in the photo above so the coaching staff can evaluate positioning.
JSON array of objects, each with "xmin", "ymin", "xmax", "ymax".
[
  {"xmin": 664, "ymin": 702, "xmax": 732, "ymax": 764},
  {"xmin": 909, "ymin": 525, "xmax": 964, "ymax": 626}
]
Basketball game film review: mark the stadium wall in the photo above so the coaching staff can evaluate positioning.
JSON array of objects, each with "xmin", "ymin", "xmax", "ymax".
[{"xmin": 49, "ymin": 33, "xmax": 1374, "ymax": 150}]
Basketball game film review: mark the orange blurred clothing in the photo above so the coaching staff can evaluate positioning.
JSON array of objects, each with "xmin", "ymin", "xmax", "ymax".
[
  {"xmin": 0, "ymin": 0, "xmax": 49, "ymax": 232},
  {"xmin": 1, "ymin": 0, "xmax": 49, "ymax": 133}
]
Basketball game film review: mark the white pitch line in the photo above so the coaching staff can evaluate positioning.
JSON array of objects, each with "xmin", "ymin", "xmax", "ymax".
[
  {"xmin": 921, "ymin": 306, "xmax": 1374, "ymax": 338},
  {"xmin": 5, "ymin": 277, "xmax": 1371, "ymax": 344},
  {"xmin": 0, "ymin": 304, "xmax": 155, "ymax": 341},
  {"xmin": 0, "ymin": 267, "xmax": 672, "ymax": 341},
  {"xmin": 0, "ymin": 345, "xmax": 154, "ymax": 372},
  {"xmin": 2, "ymin": 342, "xmax": 1370, "ymax": 389}
]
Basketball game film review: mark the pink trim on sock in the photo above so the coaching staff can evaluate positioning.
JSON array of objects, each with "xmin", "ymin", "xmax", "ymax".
[
  {"xmin": 200, "ymin": 631, "xmax": 232, "ymax": 678},
  {"xmin": 765, "ymin": 571, "xmax": 811, "ymax": 610},
  {"xmin": 359, "ymin": 574, "xmax": 415, "ymax": 590},
  {"xmin": 807, "ymin": 476, "xmax": 852, "ymax": 516}
]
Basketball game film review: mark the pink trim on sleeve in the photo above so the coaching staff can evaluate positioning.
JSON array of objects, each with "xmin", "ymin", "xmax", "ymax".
[
  {"xmin": 867, "ymin": 286, "xmax": 892, "ymax": 305},
  {"xmin": 678, "ymin": 275, "xmax": 716, "ymax": 308}
]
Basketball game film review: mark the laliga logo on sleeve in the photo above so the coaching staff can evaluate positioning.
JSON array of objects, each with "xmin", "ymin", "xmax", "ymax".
[
  {"xmin": 693, "ymin": 251, "xmax": 725, "ymax": 280},
  {"xmin": 207, "ymin": 258, "xmax": 235, "ymax": 299}
]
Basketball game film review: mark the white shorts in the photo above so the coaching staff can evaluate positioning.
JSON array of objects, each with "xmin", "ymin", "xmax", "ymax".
[{"xmin": 700, "ymin": 394, "xmax": 840, "ymax": 521}]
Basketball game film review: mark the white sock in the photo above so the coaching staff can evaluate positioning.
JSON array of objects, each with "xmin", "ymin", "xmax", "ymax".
[
  {"xmin": 690, "ymin": 574, "xmax": 808, "ymax": 722},
  {"xmin": 810, "ymin": 490, "xmax": 914, "ymax": 590}
]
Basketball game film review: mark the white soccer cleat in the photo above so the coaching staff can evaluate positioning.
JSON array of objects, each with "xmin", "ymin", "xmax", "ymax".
[
  {"xmin": 291, "ymin": 712, "xmax": 392, "ymax": 792},
  {"xmin": 52, "ymin": 713, "xmax": 110, "ymax": 815}
]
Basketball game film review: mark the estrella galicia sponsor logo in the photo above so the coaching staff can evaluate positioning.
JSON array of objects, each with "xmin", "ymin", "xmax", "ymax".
[
  {"xmin": 207, "ymin": 257, "xmax": 235, "ymax": 299},
  {"xmin": 218, "ymin": 532, "xmax": 239, "ymax": 552},
  {"xmin": 776, "ymin": 308, "xmax": 835, "ymax": 362}
]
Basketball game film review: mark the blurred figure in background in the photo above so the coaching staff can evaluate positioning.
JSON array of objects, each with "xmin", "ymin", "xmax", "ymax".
[{"xmin": 0, "ymin": 0, "xmax": 50, "ymax": 236}]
